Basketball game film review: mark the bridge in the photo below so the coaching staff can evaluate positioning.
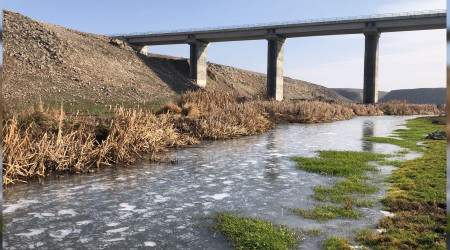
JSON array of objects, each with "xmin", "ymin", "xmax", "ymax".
[{"xmin": 114, "ymin": 10, "xmax": 446, "ymax": 103}]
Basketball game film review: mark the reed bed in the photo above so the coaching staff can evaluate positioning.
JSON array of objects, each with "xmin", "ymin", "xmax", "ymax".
[{"xmin": 3, "ymin": 91, "xmax": 446, "ymax": 185}]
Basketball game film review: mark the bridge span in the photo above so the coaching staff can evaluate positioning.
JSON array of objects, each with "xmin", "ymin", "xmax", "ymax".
[{"xmin": 115, "ymin": 10, "xmax": 446, "ymax": 103}]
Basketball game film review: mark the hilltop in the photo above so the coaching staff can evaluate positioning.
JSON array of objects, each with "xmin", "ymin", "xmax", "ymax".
[
  {"xmin": 2, "ymin": 10, "xmax": 349, "ymax": 109},
  {"xmin": 332, "ymin": 88, "xmax": 389, "ymax": 103},
  {"xmin": 379, "ymin": 88, "xmax": 446, "ymax": 104}
]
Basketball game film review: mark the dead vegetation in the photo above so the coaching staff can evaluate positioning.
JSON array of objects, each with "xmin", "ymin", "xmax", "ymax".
[{"xmin": 3, "ymin": 92, "xmax": 446, "ymax": 186}]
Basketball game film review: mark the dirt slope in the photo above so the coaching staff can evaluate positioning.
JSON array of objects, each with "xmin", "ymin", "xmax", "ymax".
[{"xmin": 2, "ymin": 10, "xmax": 349, "ymax": 108}]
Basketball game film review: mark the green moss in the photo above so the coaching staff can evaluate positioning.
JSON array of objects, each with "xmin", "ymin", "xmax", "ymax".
[
  {"xmin": 292, "ymin": 151, "xmax": 385, "ymax": 177},
  {"xmin": 208, "ymin": 212, "xmax": 298, "ymax": 250},
  {"xmin": 284, "ymin": 205, "xmax": 362, "ymax": 221},
  {"xmin": 306, "ymin": 228, "xmax": 322, "ymax": 237},
  {"xmin": 322, "ymin": 237, "xmax": 352, "ymax": 250},
  {"xmin": 312, "ymin": 177, "xmax": 378, "ymax": 207}
]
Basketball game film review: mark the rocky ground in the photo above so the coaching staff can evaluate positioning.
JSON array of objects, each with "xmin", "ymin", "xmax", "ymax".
[{"xmin": 2, "ymin": 10, "xmax": 349, "ymax": 109}]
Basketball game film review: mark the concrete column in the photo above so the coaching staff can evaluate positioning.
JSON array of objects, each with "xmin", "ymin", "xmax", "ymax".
[
  {"xmin": 266, "ymin": 34, "xmax": 285, "ymax": 101},
  {"xmin": 363, "ymin": 26, "xmax": 380, "ymax": 104},
  {"xmin": 188, "ymin": 40, "xmax": 209, "ymax": 87},
  {"xmin": 130, "ymin": 44, "xmax": 147, "ymax": 54}
]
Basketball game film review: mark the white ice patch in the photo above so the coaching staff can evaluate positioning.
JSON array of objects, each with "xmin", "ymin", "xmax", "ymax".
[
  {"xmin": 154, "ymin": 195, "xmax": 171, "ymax": 203},
  {"xmin": 247, "ymin": 160, "xmax": 257, "ymax": 164},
  {"xmin": 106, "ymin": 238, "xmax": 125, "ymax": 242},
  {"xmin": 107, "ymin": 222, "xmax": 121, "ymax": 227},
  {"xmin": 41, "ymin": 213, "xmax": 55, "ymax": 217},
  {"xmin": 49, "ymin": 229, "xmax": 72, "ymax": 239},
  {"xmin": 167, "ymin": 215, "xmax": 177, "ymax": 219},
  {"xmin": 380, "ymin": 210, "xmax": 395, "ymax": 217},
  {"xmin": 76, "ymin": 220, "xmax": 93, "ymax": 226},
  {"xmin": 89, "ymin": 184, "xmax": 110, "ymax": 190},
  {"xmin": 115, "ymin": 177, "xmax": 127, "ymax": 181},
  {"xmin": 57, "ymin": 209, "xmax": 77, "ymax": 217},
  {"xmin": 177, "ymin": 226, "xmax": 186, "ymax": 229},
  {"xmin": 69, "ymin": 185, "xmax": 86, "ymax": 191},
  {"xmin": 223, "ymin": 181, "xmax": 234, "ymax": 185},
  {"xmin": 4, "ymin": 199, "xmax": 39, "ymax": 214},
  {"xmin": 183, "ymin": 203, "xmax": 195, "ymax": 207},
  {"xmin": 106, "ymin": 227, "xmax": 129, "ymax": 233},
  {"xmin": 210, "ymin": 193, "xmax": 230, "ymax": 200},
  {"xmin": 119, "ymin": 203, "xmax": 136, "ymax": 211},
  {"xmin": 256, "ymin": 188, "xmax": 264, "ymax": 192},
  {"xmin": 15, "ymin": 228, "xmax": 47, "ymax": 237},
  {"xmin": 144, "ymin": 241, "xmax": 156, "ymax": 247},
  {"xmin": 28, "ymin": 213, "xmax": 44, "ymax": 219}
]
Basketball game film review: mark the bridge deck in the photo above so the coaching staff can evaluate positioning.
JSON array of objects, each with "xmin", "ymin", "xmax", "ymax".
[{"xmin": 115, "ymin": 10, "xmax": 446, "ymax": 45}]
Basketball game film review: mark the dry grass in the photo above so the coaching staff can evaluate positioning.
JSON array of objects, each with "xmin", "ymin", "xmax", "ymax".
[
  {"xmin": 3, "ymin": 91, "xmax": 445, "ymax": 185},
  {"xmin": 3, "ymin": 107, "xmax": 197, "ymax": 185}
]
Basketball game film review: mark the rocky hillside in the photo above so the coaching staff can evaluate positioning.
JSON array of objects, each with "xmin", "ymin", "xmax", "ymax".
[
  {"xmin": 332, "ymin": 88, "xmax": 389, "ymax": 103},
  {"xmin": 379, "ymin": 88, "xmax": 446, "ymax": 104},
  {"xmin": 2, "ymin": 10, "xmax": 349, "ymax": 108}
]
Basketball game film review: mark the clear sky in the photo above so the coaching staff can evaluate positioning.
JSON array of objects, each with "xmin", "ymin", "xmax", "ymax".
[{"xmin": 2, "ymin": 0, "xmax": 447, "ymax": 91}]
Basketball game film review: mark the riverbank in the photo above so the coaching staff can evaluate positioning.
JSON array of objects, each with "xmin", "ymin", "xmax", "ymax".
[
  {"xmin": 207, "ymin": 116, "xmax": 445, "ymax": 249},
  {"xmin": 3, "ymin": 91, "xmax": 445, "ymax": 186}
]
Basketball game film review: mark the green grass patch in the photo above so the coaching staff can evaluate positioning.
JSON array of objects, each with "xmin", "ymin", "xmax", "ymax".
[
  {"xmin": 284, "ymin": 205, "xmax": 362, "ymax": 221},
  {"xmin": 292, "ymin": 151, "xmax": 385, "ymax": 177},
  {"xmin": 322, "ymin": 237, "xmax": 352, "ymax": 250},
  {"xmin": 356, "ymin": 117, "xmax": 447, "ymax": 249},
  {"xmin": 306, "ymin": 228, "xmax": 322, "ymax": 237},
  {"xmin": 208, "ymin": 212, "xmax": 298, "ymax": 250},
  {"xmin": 312, "ymin": 176, "xmax": 378, "ymax": 207}
]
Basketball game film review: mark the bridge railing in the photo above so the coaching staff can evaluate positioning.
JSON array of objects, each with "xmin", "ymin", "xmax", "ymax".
[{"xmin": 110, "ymin": 9, "xmax": 446, "ymax": 37}]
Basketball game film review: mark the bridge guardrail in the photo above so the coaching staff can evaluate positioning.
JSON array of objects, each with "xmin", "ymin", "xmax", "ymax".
[{"xmin": 110, "ymin": 9, "xmax": 446, "ymax": 37}]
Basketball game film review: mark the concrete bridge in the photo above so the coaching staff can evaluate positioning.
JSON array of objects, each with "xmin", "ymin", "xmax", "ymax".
[{"xmin": 115, "ymin": 10, "xmax": 446, "ymax": 103}]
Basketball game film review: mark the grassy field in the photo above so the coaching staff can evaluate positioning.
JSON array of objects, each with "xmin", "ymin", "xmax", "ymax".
[{"xmin": 356, "ymin": 117, "xmax": 446, "ymax": 249}]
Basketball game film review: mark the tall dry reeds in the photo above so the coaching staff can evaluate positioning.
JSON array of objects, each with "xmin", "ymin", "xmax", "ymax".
[
  {"xmin": 3, "ymin": 108, "xmax": 197, "ymax": 185},
  {"xmin": 3, "ymin": 91, "xmax": 446, "ymax": 185}
]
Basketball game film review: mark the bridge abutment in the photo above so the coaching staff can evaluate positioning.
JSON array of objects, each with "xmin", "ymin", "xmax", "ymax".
[
  {"xmin": 188, "ymin": 40, "xmax": 209, "ymax": 88},
  {"xmin": 266, "ymin": 34, "xmax": 285, "ymax": 101},
  {"xmin": 363, "ymin": 26, "xmax": 380, "ymax": 104}
]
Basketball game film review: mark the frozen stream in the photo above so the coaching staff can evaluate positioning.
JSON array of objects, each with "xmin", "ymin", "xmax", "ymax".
[{"xmin": 3, "ymin": 116, "xmax": 419, "ymax": 249}]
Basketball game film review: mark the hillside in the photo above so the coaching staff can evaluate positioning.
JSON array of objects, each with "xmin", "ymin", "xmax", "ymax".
[
  {"xmin": 379, "ymin": 88, "xmax": 446, "ymax": 104},
  {"xmin": 332, "ymin": 88, "xmax": 388, "ymax": 103},
  {"xmin": 2, "ymin": 10, "xmax": 349, "ymax": 108}
]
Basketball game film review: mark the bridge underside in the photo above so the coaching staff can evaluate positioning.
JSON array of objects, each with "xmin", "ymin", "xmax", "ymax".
[{"xmin": 120, "ymin": 12, "xmax": 445, "ymax": 104}]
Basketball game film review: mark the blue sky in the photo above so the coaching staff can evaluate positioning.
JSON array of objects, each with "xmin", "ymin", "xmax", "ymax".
[{"xmin": 2, "ymin": 0, "xmax": 447, "ymax": 91}]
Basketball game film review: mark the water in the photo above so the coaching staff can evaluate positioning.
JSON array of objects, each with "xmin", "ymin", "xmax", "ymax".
[{"xmin": 3, "ymin": 116, "xmax": 420, "ymax": 249}]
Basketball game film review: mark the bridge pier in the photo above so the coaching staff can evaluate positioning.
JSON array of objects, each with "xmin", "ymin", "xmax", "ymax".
[
  {"xmin": 266, "ymin": 34, "xmax": 285, "ymax": 101},
  {"xmin": 188, "ymin": 40, "xmax": 209, "ymax": 87},
  {"xmin": 363, "ymin": 26, "xmax": 380, "ymax": 104}
]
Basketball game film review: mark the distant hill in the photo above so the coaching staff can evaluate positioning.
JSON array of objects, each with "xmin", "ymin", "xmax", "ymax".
[
  {"xmin": 2, "ymin": 10, "xmax": 349, "ymax": 108},
  {"xmin": 379, "ymin": 88, "xmax": 446, "ymax": 104},
  {"xmin": 332, "ymin": 88, "xmax": 388, "ymax": 103}
]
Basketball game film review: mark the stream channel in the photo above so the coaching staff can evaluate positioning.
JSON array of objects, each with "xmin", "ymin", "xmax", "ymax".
[{"xmin": 3, "ymin": 116, "xmax": 421, "ymax": 249}]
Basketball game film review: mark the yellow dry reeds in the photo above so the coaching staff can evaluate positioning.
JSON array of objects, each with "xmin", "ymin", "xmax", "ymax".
[
  {"xmin": 3, "ymin": 108, "xmax": 198, "ymax": 185},
  {"xmin": 3, "ymin": 91, "xmax": 446, "ymax": 186}
]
